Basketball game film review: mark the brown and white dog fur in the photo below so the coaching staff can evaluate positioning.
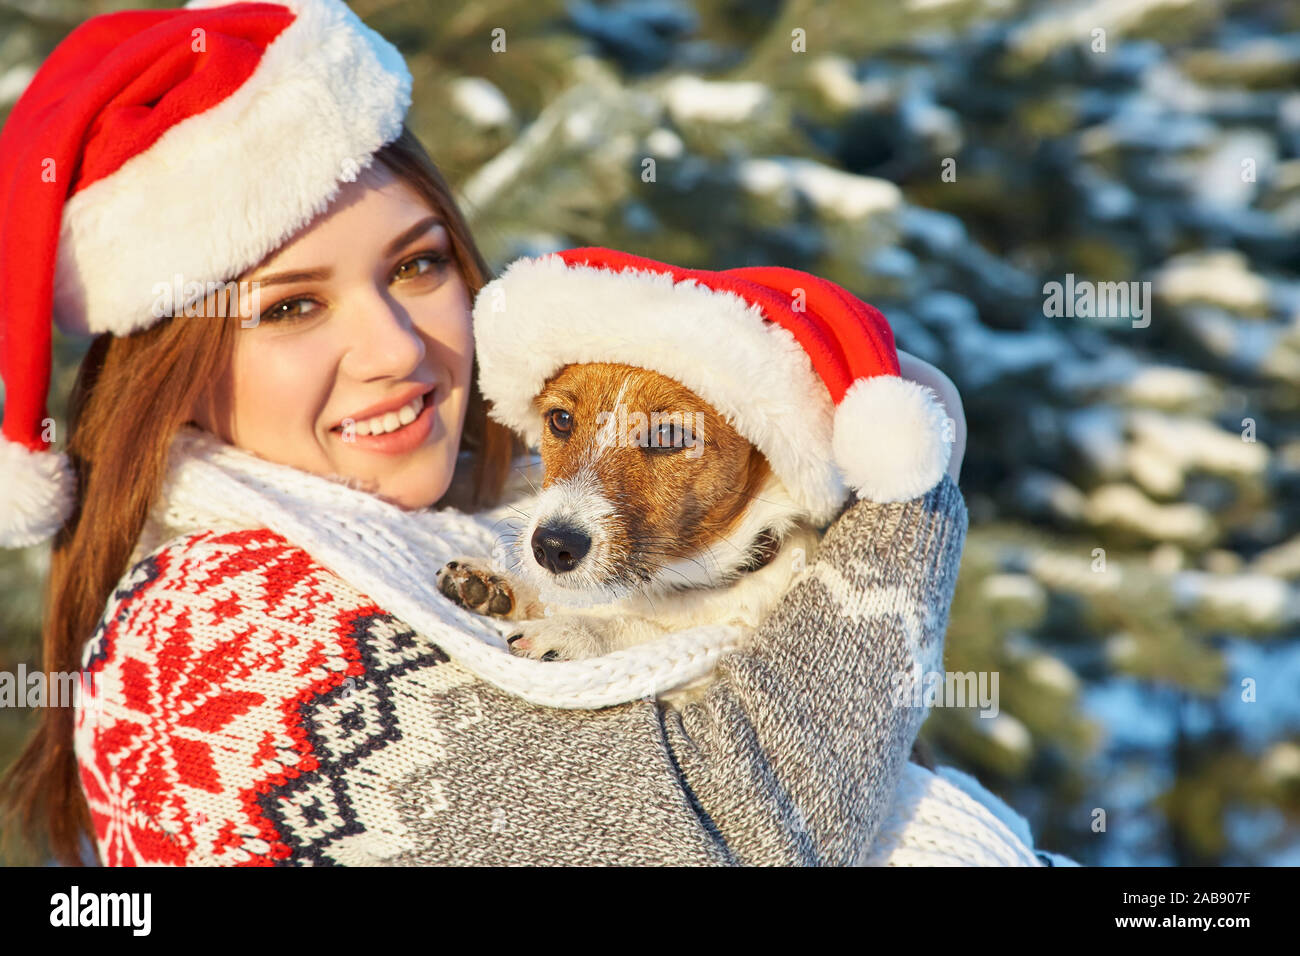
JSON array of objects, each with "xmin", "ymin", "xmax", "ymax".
[{"xmin": 436, "ymin": 361, "xmax": 824, "ymax": 674}]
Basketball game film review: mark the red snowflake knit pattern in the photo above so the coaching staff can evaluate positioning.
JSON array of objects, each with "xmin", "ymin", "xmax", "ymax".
[{"xmin": 74, "ymin": 527, "xmax": 446, "ymax": 865}]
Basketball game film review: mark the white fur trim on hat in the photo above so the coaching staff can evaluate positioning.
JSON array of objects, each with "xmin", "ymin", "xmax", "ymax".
[
  {"xmin": 52, "ymin": 0, "xmax": 412, "ymax": 337},
  {"xmin": 473, "ymin": 255, "xmax": 849, "ymax": 523},
  {"xmin": 832, "ymin": 375, "xmax": 951, "ymax": 503},
  {"xmin": 0, "ymin": 437, "xmax": 76, "ymax": 548}
]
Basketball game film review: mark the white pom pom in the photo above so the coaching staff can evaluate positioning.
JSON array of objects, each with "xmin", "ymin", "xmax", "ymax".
[
  {"xmin": 832, "ymin": 375, "xmax": 952, "ymax": 503},
  {"xmin": 0, "ymin": 436, "xmax": 77, "ymax": 548}
]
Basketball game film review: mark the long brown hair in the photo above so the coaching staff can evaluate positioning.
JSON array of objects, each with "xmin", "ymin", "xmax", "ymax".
[{"xmin": 0, "ymin": 126, "xmax": 518, "ymax": 866}]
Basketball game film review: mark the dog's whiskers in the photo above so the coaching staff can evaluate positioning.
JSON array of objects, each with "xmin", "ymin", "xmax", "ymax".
[
  {"xmin": 626, "ymin": 536, "xmax": 724, "ymax": 579},
  {"xmin": 514, "ymin": 464, "xmax": 540, "ymax": 496},
  {"xmin": 634, "ymin": 557, "xmax": 701, "ymax": 597},
  {"xmin": 633, "ymin": 547, "xmax": 721, "ymax": 589}
]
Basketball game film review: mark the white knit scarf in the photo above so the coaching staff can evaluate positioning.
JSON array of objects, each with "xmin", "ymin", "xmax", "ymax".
[{"xmin": 132, "ymin": 425, "xmax": 748, "ymax": 709}]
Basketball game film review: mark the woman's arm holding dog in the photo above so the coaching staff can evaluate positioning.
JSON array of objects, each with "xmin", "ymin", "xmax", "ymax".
[{"xmin": 657, "ymin": 474, "xmax": 969, "ymax": 864}]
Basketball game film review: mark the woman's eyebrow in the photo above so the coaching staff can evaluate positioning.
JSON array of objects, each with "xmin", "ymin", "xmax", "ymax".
[
  {"xmin": 247, "ymin": 216, "xmax": 447, "ymax": 287},
  {"xmin": 384, "ymin": 215, "xmax": 445, "ymax": 257},
  {"xmin": 249, "ymin": 267, "xmax": 331, "ymax": 288}
]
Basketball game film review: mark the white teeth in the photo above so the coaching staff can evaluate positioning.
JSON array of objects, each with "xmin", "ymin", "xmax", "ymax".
[{"xmin": 345, "ymin": 393, "xmax": 425, "ymax": 437}]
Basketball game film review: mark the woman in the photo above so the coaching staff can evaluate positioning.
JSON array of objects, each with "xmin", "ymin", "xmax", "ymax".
[{"xmin": 0, "ymin": 0, "xmax": 1040, "ymax": 866}]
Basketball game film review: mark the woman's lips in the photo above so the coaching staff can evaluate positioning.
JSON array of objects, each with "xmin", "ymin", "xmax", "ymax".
[
  {"xmin": 331, "ymin": 388, "xmax": 438, "ymax": 455},
  {"xmin": 334, "ymin": 383, "xmax": 435, "ymax": 431}
]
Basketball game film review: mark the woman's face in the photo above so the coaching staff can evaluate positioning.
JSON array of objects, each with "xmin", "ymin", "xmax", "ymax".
[{"xmin": 192, "ymin": 161, "xmax": 475, "ymax": 510}]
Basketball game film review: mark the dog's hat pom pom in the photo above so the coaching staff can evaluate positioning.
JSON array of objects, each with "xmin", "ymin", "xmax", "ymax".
[
  {"xmin": 831, "ymin": 375, "xmax": 951, "ymax": 504},
  {"xmin": 0, "ymin": 437, "xmax": 77, "ymax": 548}
]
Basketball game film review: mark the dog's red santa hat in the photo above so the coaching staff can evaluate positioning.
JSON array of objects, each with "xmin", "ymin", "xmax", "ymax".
[
  {"xmin": 0, "ymin": 0, "xmax": 411, "ymax": 548},
  {"xmin": 473, "ymin": 248, "xmax": 953, "ymax": 521}
]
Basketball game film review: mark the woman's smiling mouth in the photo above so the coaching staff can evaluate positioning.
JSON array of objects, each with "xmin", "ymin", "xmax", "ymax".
[{"xmin": 330, "ymin": 385, "xmax": 437, "ymax": 453}]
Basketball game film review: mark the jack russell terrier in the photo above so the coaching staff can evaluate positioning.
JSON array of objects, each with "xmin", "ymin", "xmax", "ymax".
[{"xmin": 437, "ymin": 360, "xmax": 823, "ymax": 665}]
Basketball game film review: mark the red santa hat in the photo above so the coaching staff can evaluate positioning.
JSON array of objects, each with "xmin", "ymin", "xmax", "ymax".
[
  {"xmin": 472, "ymin": 248, "xmax": 952, "ymax": 520},
  {"xmin": 0, "ymin": 0, "xmax": 411, "ymax": 548}
]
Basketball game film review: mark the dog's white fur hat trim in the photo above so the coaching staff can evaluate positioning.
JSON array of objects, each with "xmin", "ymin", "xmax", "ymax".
[{"xmin": 51, "ymin": 0, "xmax": 412, "ymax": 338}]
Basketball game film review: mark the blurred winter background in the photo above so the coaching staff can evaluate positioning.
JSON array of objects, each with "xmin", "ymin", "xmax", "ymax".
[{"xmin": 2, "ymin": 0, "xmax": 1298, "ymax": 865}]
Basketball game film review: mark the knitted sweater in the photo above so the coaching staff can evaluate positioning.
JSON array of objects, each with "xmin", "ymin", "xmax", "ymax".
[{"xmin": 72, "ymin": 426, "xmax": 1047, "ymax": 865}]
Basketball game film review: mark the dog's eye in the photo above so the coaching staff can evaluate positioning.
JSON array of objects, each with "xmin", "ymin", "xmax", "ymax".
[
  {"xmin": 647, "ymin": 422, "xmax": 692, "ymax": 453},
  {"xmin": 547, "ymin": 408, "xmax": 573, "ymax": 437}
]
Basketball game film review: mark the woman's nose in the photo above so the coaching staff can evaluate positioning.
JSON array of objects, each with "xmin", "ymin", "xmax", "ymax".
[{"xmin": 342, "ymin": 291, "xmax": 426, "ymax": 380}]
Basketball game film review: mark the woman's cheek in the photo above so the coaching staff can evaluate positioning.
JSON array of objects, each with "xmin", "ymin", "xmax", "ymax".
[
  {"xmin": 416, "ymin": 286, "xmax": 475, "ymax": 394},
  {"xmin": 426, "ymin": 277, "xmax": 473, "ymax": 346},
  {"xmin": 233, "ymin": 332, "xmax": 334, "ymax": 454}
]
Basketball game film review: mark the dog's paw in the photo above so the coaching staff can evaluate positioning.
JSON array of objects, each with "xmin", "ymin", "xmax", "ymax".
[
  {"xmin": 505, "ymin": 617, "xmax": 610, "ymax": 662},
  {"xmin": 437, "ymin": 558, "xmax": 517, "ymax": 618}
]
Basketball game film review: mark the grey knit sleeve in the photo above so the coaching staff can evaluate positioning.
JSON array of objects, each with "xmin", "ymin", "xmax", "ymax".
[{"xmin": 658, "ymin": 473, "xmax": 969, "ymax": 865}]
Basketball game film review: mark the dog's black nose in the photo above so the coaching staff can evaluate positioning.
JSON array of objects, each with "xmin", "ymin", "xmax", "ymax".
[{"xmin": 531, "ymin": 525, "xmax": 591, "ymax": 573}]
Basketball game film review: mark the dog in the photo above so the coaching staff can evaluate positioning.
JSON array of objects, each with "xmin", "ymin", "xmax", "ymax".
[{"xmin": 436, "ymin": 360, "xmax": 824, "ymax": 677}]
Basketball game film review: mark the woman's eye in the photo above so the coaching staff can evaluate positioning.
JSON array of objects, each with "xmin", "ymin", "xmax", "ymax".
[
  {"xmin": 393, "ymin": 251, "xmax": 450, "ymax": 282},
  {"xmin": 547, "ymin": 408, "xmax": 572, "ymax": 437},
  {"xmin": 259, "ymin": 297, "xmax": 318, "ymax": 324}
]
